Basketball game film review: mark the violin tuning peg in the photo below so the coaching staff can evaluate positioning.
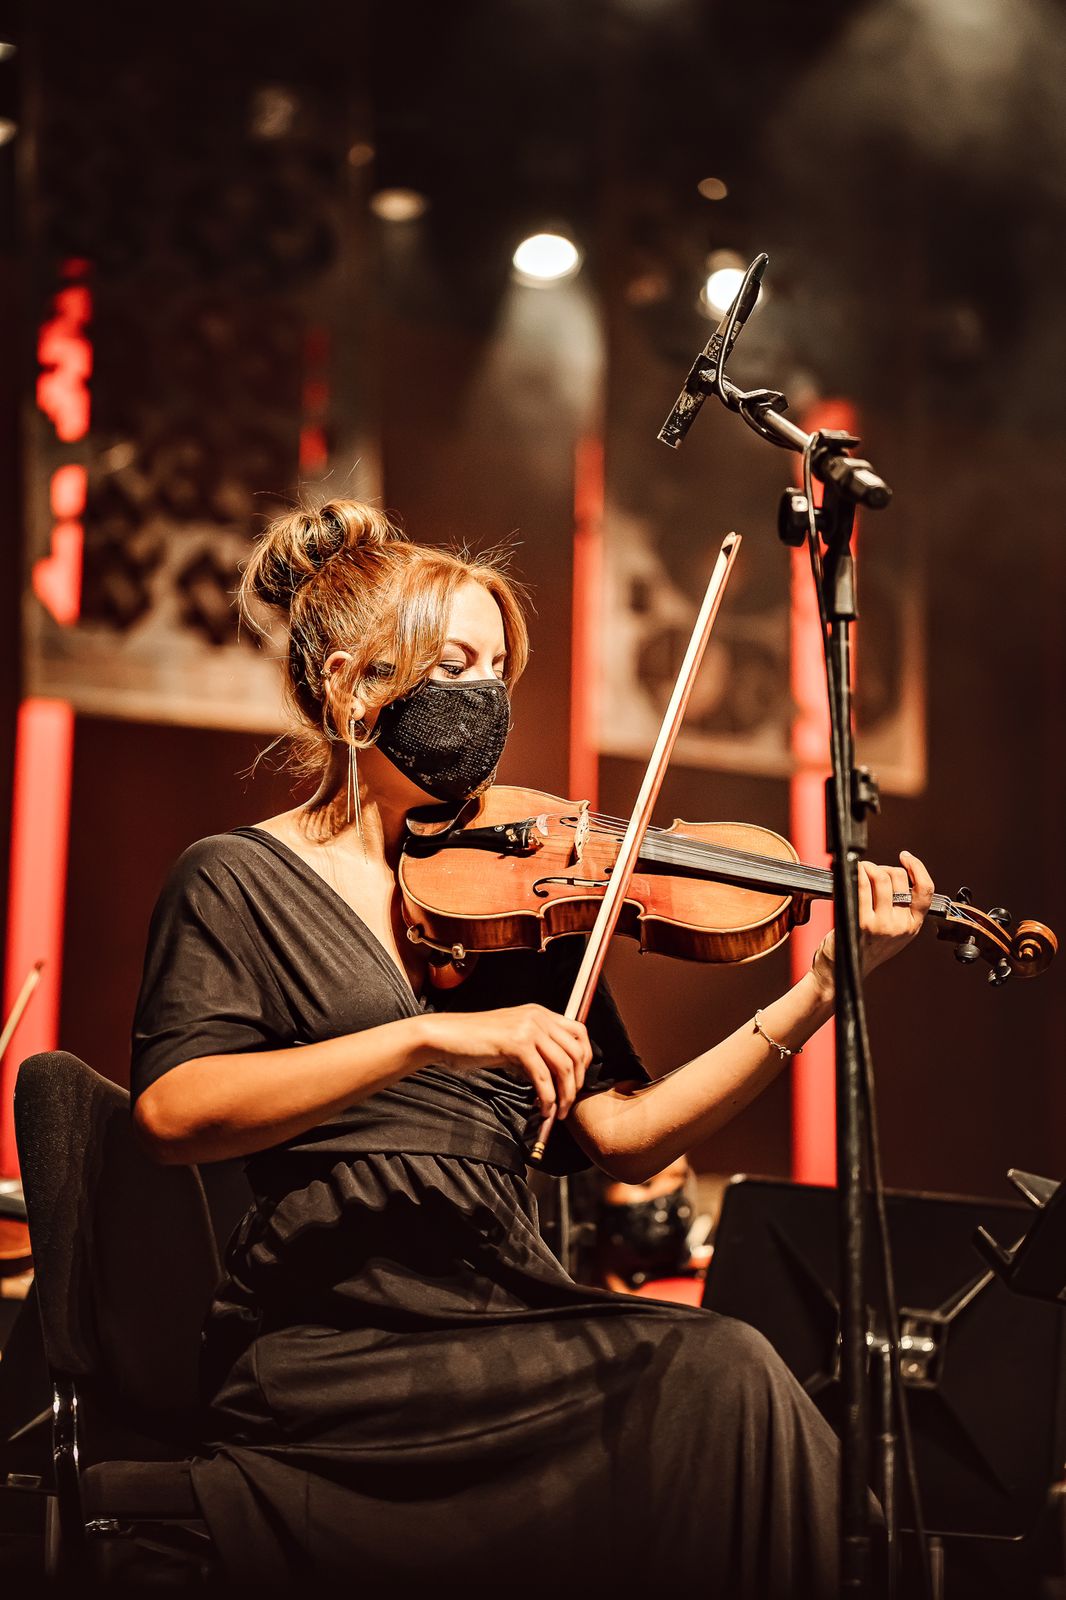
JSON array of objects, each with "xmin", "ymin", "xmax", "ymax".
[
  {"xmin": 988, "ymin": 907, "xmax": 1012, "ymax": 931},
  {"xmin": 955, "ymin": 886, "xmax": 974, "ymax": 907},
  {"xmin": 987, "ymin": 958, "xmax": 1013, "ymax": 986},
  {"xmin": 954, "ymin": 937, "xmax": 981, "ymax": 965}
]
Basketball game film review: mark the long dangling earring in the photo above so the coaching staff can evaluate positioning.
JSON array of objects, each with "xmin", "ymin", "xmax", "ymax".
[{"xmin": 347, "ymin": 721, "xmax": 367, "ymax": 861}]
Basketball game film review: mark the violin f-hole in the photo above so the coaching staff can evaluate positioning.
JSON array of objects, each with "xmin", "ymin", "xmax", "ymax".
[{"xmin": 531, "ymin": 875, "xmax": 610, "ymax": 899}]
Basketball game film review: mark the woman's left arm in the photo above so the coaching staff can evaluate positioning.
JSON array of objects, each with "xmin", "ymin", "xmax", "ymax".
[{"xmin": 569, "ymin": 851, "xmax": 933, "ymax": 1182}]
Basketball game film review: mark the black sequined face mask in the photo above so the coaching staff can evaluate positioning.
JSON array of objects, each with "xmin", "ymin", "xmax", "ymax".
[{"xmin": 373, "ymin": 678, "xmax": 511, "ymax": 804}]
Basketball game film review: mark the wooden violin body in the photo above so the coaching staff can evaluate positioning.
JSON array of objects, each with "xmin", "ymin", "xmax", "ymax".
[
  {"xmin": 401, "ymin": 786, "xmax": 805, "ymax": 966},
  {"xmin": 399, "ymin": 785, "xmax": 1058, "ymax": 985}
]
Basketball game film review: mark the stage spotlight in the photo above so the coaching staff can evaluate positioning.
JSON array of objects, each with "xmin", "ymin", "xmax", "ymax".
[
  {"xmin": 697, "ymin": 176, "xmax": 728, "ymax": 201},
  {"xmin": 0, "ymin": 119, "xmax": 17, "ymax": 147},
  {"xmin": 701, "ymin": 250, "xmax": 761, "ymax": 319},
  {"xmin": 512, "ymin": 232, "xmax": 582, "ymax": 286},
  {"xmin": 370, "ymin": 188, "xmax": 428, "ymax": 223},
  {"xmin": 703, "ymin": 266, "xmax": 744, "ymax": 316}
]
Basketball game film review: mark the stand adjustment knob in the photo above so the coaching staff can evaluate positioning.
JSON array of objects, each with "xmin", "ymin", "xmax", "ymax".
[{"xmin": 777, "ymin": 489, "xmax": 811, "ymax": 548}]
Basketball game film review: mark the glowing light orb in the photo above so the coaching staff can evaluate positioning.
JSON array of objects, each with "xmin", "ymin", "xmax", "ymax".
[
  {"xmin": 703, "ymin": 265, "xmax": 747, "ymax": 318},
  {"xmin": 370, "ymin": 188, "xmax": 428, "ymax": 223},
  {"xmin": 512, "ymin": 233, "xmax": 581, "ymax": 285}
]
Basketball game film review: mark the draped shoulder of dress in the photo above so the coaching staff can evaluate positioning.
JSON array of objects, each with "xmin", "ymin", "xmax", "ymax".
[{"xmin": 131, "ymin": 826, "xmax": 842, "ymax": 1595}]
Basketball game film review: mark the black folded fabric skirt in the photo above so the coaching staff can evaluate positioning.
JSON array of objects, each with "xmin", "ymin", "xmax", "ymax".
[{"xmin": 191, "ymin": 1151, "xmax": 842, "ymax": 1595}]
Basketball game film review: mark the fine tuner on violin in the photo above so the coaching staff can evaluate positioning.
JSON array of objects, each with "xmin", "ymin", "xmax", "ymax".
[{"xmin": 399, "ymin": 786, "xmax": 1058, "ymax": 988}]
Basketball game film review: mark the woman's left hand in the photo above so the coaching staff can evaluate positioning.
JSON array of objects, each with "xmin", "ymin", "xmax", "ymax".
[{"xmin": 811, "ymin": 850, "xmax": 934, "ymax": 995}]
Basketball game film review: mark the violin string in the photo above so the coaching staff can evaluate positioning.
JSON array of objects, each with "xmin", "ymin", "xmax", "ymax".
[
  {"xmin": 597, "ymin": 824, "xmax": 825, "ymax": 891},
  {"xmin": 578, "ymin": 811, "xmax": 952, "ymax": 916},
  {"xmin": 590, "ymin": 811, "xmax": 834, "ymax": 886},
  {"xmin": 598, "ymin": 819, "xmax": 952, "ymax": 915},
  {"xmin": 582, "ymin": 812, "xmax": 813, "ymax": 876},
  {"xmin": 585, "ymin": 810, "xmax": 821, "ymax": 873},
  {"xmin": 583, "ymin": 813, "xmax": 833, "ymax": 893}
]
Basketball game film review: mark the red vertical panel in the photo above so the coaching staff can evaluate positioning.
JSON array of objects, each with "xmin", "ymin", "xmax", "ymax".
[
  {"xmin": 2, "ymin": 264, "xmax": 90, "ymax": 1174},
  {"xmin": 569, "ymin": 436, "xmax": 604, "ymax": 810},
  {"xmin": 1, "ymin": 700, "xmax": 76, "ymax": 1174},
  {"xmin": 790, "ymin": 399, "xmax": 860, "ymax": 1184},
  {"xmin": 299, "ymin": 327, "xmax": 331, "ymax": 473}
]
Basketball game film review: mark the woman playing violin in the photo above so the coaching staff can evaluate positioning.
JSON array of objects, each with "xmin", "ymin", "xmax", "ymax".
[{"xmin": 132, "ymin": 500, "xmax": 932, "ymax": 1594}]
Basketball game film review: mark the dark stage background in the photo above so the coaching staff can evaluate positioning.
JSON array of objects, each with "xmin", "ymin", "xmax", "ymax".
[{"xmin": 3, "ymin": 0, "xmax": 1065, "ymax": 1200}]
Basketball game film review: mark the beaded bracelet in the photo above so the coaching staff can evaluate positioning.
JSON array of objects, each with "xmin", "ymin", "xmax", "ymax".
[{"xmin": 753, "ymin": 1009, "xmax": 803, "ymax": 1060}]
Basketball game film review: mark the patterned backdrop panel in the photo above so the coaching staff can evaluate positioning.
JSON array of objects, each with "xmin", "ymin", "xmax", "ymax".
[
  {"xmin": 23, "ymin": 8, "xmax": 379, "ymax": 729},
  {"xmin": 600, "ymin": 279, "xmax": 926, "ymax": 796}
]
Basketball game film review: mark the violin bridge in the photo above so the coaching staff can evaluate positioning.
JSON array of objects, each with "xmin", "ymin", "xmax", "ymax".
[{"xmin": 569, "ymin": 801, "xmax": 591, "ymax": 867}]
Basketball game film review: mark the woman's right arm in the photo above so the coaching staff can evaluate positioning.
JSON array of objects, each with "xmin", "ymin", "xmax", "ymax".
[{"xmin": 134, "ymin": 1004, "xmax": 591, "ymax": 1165}]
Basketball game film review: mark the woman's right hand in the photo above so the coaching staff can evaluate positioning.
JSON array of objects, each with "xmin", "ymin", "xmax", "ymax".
[{"xmin": 422, "ymin": 1005, "xmax": 592, "ymax": 1120}]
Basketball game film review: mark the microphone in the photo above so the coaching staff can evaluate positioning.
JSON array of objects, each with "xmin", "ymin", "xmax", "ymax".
[{"xmin": 658, "ymin": 255, "xmax": 767, "ymax": 449}]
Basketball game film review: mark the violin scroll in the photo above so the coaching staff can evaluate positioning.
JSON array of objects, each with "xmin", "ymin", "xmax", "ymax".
[
  {"xmin": 1010, "ymin": 920, "xmax": 1059, "ymax": 978},
  {"xmin": 935, "ymin": 888, "xmax": 1058, "ymax": 985}
]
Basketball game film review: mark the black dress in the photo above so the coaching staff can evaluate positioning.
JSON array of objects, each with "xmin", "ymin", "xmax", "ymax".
[{"xmin": 131, "ymin": 826, "xmax": 842, "ymax": 1594}]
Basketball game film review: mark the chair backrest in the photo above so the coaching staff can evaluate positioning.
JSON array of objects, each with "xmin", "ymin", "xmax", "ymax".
[{"xmin": 14, "ymin": 1052, "xmax": 222, "ymax": 1447}]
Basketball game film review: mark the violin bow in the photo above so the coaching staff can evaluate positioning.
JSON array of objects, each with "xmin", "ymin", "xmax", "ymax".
[{"xmin": 530, "ymin": 531, "xmax": 743, "ymax": 1162}]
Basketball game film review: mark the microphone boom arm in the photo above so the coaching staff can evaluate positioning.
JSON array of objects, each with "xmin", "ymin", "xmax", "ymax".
[{"xmin": 658, "ymin": 253, "xmax": 892, "ymax": 511}]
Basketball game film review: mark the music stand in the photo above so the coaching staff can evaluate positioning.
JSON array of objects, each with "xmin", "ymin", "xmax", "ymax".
[
  {"xmin": 702, "ymin": 1176, "xmax": 1065, "ymax": 1545},
  {"xmin": 975, "ymin": 1168, "xmax": 1066, "ymax": 1304}
]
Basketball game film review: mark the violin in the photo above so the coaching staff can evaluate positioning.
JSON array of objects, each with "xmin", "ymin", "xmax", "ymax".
[{"xmin": 400, "ymin": 785, "xmax": 1058, "ymax": 987}]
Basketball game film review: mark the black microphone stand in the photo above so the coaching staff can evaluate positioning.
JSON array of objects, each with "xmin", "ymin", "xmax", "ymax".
[
  {"xmin": 658, "ymin": 257, "xmax": 896, "ymax": 1597},
  {"xmin": 799, "ymin": 468, "xmax": 881, "ymax": 1598}
]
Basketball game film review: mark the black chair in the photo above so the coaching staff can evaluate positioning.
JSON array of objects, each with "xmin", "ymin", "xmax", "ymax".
[{"xmin": 14, "ymin": 1051, "xmax": 224, "ymax": 1583}]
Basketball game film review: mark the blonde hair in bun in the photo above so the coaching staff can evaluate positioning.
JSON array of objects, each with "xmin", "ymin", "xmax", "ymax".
[{"xmin": 239, "ymin": 498, "xmax": 530, "ymax": 774}]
